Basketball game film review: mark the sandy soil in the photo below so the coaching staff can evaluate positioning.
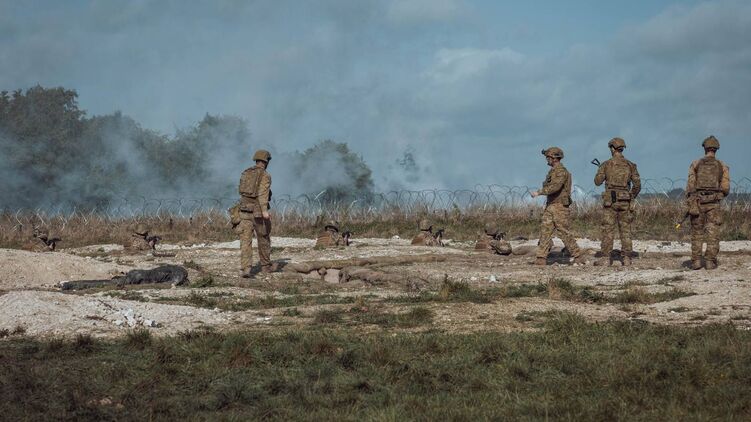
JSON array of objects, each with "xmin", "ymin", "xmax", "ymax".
[{"xmin": 1, "ymin": 237, "xmax": 750, "ymax": 338}]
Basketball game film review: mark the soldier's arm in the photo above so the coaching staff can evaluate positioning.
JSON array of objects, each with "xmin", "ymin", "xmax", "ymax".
[
  {"xmin": 539, "ymin": 168, "xmax": 566, "ymax": 196},
  {"xmin": 258, "ymin": 172, "xmax": 272, "ymax": 212},
  {"xmin": 630, "ymin": 163, "xmax": 642, "ymax": 198},
  {"xmin": 594, "ymin": 162, "xmax": 606, "ymax": 186},
  {"xmin": 686, "ymin": 161, "xmax": 698, "ymax": 195},
  {"xmin": 721, "ymin": 162, "xmax": 731, "ymax": 196}
]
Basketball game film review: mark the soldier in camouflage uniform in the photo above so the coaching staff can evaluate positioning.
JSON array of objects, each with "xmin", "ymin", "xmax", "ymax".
[
  {"xmin": 475, "ymin": 223, "xmax": 512, "ymax": 255},
  {"xmin": 127, "ymin": 223, "xmax": 153, "ymax": 252},
  {"xmin": 411, "ymin": 219, "xmax": 441, "ymax": 246},
  {"xmin": 686, "ymin": 136, "xmax": 730, "ymax": 270},
  {"xmin": 315, "ymin": 220, "xmax": 347, "ymax": 248},
  {"xmin": 594, "ymin": 138, "xmax": 641, "ymax": 266},
  {"xmin": 31, "ymin": 227, "xmax": 60, "ymax": 252},
  {"xmin": 238, "ymin": 149, "xmax": 275, "ymax": 277},
  {"xmin": 531, "ymin": 147, "xmax": 585, "ymax": 265}
]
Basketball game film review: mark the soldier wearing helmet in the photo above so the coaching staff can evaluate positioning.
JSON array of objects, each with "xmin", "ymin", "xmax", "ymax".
[
  {"xmin": 685, "ymin": 136, "xmax": 730, "ymax": 270},
  {"xmin": 125, "ymin": 223, "xmax": 163, "ymax": 252},
  {"xmin": 238, "ymin": 149, "xmax": 275, "ymax": 277},
  {"xmin": 411, "ymin": 219, "xmax": 442, "ymax": 246},
  {"xmin": 31, "ymin": 227, "xmax": 61, "ymax": 252},
  {"xmin": 474, "ymin": 223, "xmax": 512, "ymax": 255},
  {"xmin": 594, "ymin": 137, "xmax": 641, "ymax": 266},
  {"xmin": 530, "ymin": 147, "xmax": 584, "ymax": 265},
  {"xmin": 315, "ymin": 220, "xmax": 349, "ymax": 248}
]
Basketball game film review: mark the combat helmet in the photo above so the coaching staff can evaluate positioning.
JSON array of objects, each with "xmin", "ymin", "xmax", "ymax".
[
  {"xmin": 702, "ymin": 136, "xmax": 720, "ymax": 150},
  {"xmin": 542, "ymin": 147, "xmax": 564, "ymax": 159},
  {"xmin": 324, "ymin": 220, "xmax": 340, "ymax": 232},
  {"xmin": 33, "ymin": 227, "xmax": 49, "ymax": 239},
  {"xmin": 253, "ymin": 149, "xmax": 272, "ymax": 162},
  {"xmin": 608, "ymin": 137, "xmax": 626, "ymax": 150},
  {"xmin": 133, "ymin": 223, "xmax": 149, "ymax": 236},
  {"xmin": 483, "ymin": 223, "xmax": 499, "ymax": 236}
]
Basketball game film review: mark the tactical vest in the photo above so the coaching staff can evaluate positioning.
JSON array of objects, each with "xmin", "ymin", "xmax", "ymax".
[
  {"xmin": 239, "ymin": 166, "xmax": 264, "ymax": 197},
  {"xmin": 606, "ymin": 158, "xmax": 632, "ymax": 189},
  {"xmin": 695, "ymin": 157, "xmax": 722, "ymax": 191}
]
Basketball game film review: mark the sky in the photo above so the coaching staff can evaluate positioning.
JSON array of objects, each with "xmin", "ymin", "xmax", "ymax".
[{"xmin": 1, "ymin": 0, "xmax": 749, "ymax": 192}]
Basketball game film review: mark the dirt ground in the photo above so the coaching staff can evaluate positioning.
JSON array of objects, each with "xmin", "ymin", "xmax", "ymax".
[{"xmin": 1, "ymin": 236, "xmax": 750, "ymax": 338}]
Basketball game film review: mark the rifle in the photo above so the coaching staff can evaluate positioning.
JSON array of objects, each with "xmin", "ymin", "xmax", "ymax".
[{"xmin": 591, "ymin": 158, "xmax": 601, "ymax": 167}]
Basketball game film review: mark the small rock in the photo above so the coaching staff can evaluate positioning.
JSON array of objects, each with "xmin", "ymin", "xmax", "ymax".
[
  {"xmin": 470, "ymin": 277, "xmax": 478, "ymax": 281},
  {"xmin": 489, "ymin": 275, "xmax": 498, "ymax": 283},
  {"xmin": 143, "ymin": 320, "xmax": 157, "ymax": 327},
  {"xmin": 114, "ymin": 320, "xmax": 124, "ymax": 326}
]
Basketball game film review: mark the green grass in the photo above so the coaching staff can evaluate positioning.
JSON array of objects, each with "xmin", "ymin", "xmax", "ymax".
[
  {"xmin": 1, "ymin": 313, "xmax": 750, "ymax": 420},
  {"xmin": 154, "ymin": 292, "xmax": 359, "ymax": 311}
]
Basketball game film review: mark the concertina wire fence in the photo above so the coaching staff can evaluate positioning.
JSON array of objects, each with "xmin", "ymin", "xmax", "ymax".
[{"xmin": 4, "ymin": 178, "xmax": 751, "ymax": 229}]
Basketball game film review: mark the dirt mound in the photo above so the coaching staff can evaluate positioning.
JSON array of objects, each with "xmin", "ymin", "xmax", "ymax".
[{"xmin": 0, "ymin": 249, "xmax": 130, "ymax": 289}]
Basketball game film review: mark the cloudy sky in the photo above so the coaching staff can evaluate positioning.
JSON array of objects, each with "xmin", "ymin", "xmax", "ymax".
[{"xmin": 1, "ymin": 0, "xmax": 749, "ymax": 191}]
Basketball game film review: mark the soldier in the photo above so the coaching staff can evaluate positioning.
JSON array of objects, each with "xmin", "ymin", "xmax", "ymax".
[
  {"xmin": 530, "ymin": 147, "xmax": 585, "ymax": 265},
  {"xmin": 594, "ymin": 138, "xmax": 641, "ymax": 266},
  {"xmin": 238, "ymin": 149, "xmax": 275, "ymax": 277},
  {"xmin": 475, "ymin": 223, "xmax": 512, "ymax": 255},
  {"xmin": 411, "ymin": 219, "xmax": 441, "ymax": 246},
  {"xmin": 315, "ymin": 220, "xmax": 347, "ymax": 248},
  {"xmin": 686, "ymin": 136, "xmax": 730, "ymax": 270},
  {"xmin": 127, "ymin": 223, "xmax": 152, "ymax": 252},
  {"xmin": 32, "ymin": 227, "xmax": 60, "ymax": 252}
]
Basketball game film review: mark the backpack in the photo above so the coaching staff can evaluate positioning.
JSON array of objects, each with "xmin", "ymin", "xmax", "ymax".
[
  {"xmin": 239, "ymin": 166, "xmax": 263, "ymax": 197},
  {"xmin": 606, "ymin": 158, "xmax": 632, "ymax": 189},
  {"xmin": 695, "ymin": 157, "xmax": 722, "ymax": 191}
]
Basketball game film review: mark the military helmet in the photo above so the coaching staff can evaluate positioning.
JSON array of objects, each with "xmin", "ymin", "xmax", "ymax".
[
  {"xmin": 324, "ymin": 220, "xmax": 340, "ymax": 231},
  {"xmin": 253, "ymin": 149, "xmax": 272, "ymax": 162},
  {"xmin": 483, "ymin": 223, "xmax": 499, "ymax": 236},
  {"xmin": 418, "ymin": 219, "xmax": 432, "ymax": 231},
  {"xmin": 134, "ymin": 223, "xmax": 149, "ymax": 236},
  {"xmin": 702, "ymin": 136, "xmax": 720, "ymax": 150},
  {"xmin": 608, "ymin": 137, "xmax": 626, "ymax": 150},
  {"xmin": 542, "ymin": 147, "xmax": 564, "ymax": 159}
]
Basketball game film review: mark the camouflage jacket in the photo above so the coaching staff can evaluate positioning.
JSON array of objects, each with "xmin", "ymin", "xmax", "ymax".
[
  {"xmin": 316, "ymin": 230, "xmax": 342, "ymax": 248},
  {"xmin": 239, "ymin": 166, "xmax": 272, "ymax": 214},
  {"xmin": 686, "ymin": 157, "xmax": 730, "ymax": 196},
  {"xmin": 539, "ymin": 162, "xmax": 572, "ymax": 206},
  {"xmin": 411, "ymin": 231, "xmax": 439, "ymax": 246},
  {"xmin": 475, "ymin": 235, "xmax": 512, "ymax": 255},
  {"xmin": 594, "ymin": 153, "xmax": 641, "ymax": 198}
]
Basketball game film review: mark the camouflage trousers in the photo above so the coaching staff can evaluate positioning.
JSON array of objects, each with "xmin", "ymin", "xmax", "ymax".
[
  {"xmin": 690, "ymin": 204, "xmax": 723, "ymax": 262},
  {"xmin": 600, "ymin": 202, "xmax": 633, "ymax": 256},
  {"xmin": 536, "ymin": 203, "xmax": 581, "ymax": 259},
  {"xmin": 239, "ymin": 216, "xmax": 272, "ymax": 272}
]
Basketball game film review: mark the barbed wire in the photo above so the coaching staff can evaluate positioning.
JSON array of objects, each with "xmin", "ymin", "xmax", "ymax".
[{"xmin": 3, "ymin": 178, "xmax": 751, "ymax": 227}]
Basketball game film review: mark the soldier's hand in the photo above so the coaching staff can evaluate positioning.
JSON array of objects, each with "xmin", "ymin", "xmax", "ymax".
[
  {"xmin": 262, "ymin": 211, "xmax": 271, "ymax": 220},
  {"xmin": 530, "ymin": 191, "xmax": 540, "ymax": 198}
]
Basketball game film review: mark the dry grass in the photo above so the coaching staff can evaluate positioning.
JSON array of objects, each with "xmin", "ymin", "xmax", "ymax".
[{"xmin": 2, "ymin": 199, "xmax": 749, "ymax": 249}]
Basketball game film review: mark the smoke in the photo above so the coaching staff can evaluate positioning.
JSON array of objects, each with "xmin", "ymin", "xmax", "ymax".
[{"xmin": 0, "ymin": 87, "xmax": 382, "ymax": 210}]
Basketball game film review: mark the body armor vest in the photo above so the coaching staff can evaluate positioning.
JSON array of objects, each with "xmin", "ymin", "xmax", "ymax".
[{"xmin": 695, "ymin": 157, "xmax": 722, "ymax": 191}]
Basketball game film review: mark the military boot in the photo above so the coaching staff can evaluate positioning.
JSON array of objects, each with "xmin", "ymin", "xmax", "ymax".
[
  {"xmin": 533, "ymin": 257, "xmax": 547, "ymax": 266},
  {"xmin": 691, "ymin": 259, "xmax": 703, "ymax": 270},
  {"xmin": 705, "ymin": 260, "xmax": 718, "ymax": 270}
]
